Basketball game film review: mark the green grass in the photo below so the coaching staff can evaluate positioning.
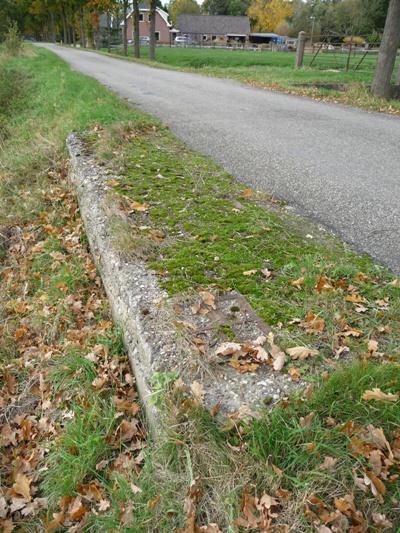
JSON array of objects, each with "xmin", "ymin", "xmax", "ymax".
[
  {"xmin": 0, "ymin": 46, "xmax": 153, "ymax": 227},
  {"xmin": 110, "ymin": 45, "xmax": 379, "ymax": 75},
  {"xmin": 43, "ymin": 401, "xmax": 117, "ymax": 501},
  {"xmin": 246, "ymin": 361, "xmax": 400, "ymax": 527},
  {"xmin": 101, "ymin": 45, "xmax": 400, "ymax": 114},
  {"xmin": 0, "ymin": 47, "xmax": 156, "ymax": 530}
]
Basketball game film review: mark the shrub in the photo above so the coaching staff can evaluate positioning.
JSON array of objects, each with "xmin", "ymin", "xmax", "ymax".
[{"xmin": 4, "ymin": 21, "xmax": 23, "ymax": 56}]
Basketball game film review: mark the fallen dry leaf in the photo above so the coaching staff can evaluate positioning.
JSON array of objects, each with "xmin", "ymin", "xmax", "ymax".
[
  {"xmin": 288, "ymin": 367, "xmax": 301, "ymax": 381},
  {"xmin": 315, "ymin": 276, "xmax": 334, "ymax": 293},
  {"xmin": 363, "ymin": 470, "xmax": 386, "ymax": 501},
  {"xmin": 267, "ymin": 332, "xmax": 286, "ymax": 371},
  {"xmin": 345, "ymin": 293, "xmax": 366, "ymax": 304},
  {"xmin": 319, "ymin": 456, "xmax": 338, "ymax": 470},
  {"xmin": 302, "ymin": 312, "xmax": 325, "ymax": 334},
  {"xmin": 67, "ymin": 496, "xmax": 87, "ymax": 522},
  {"xmin": 199, "ymin": 290, "xmax": 216, "ymax": 309},
  {"xmin": 291, "ymin": 277, "xmax": 304, "ymax": 289},
  {"xmin": 98, "ymin": 499, "xmax": 110, "ymax": 512},
  {"xmin": 272, "ymin": 352, "xmax": 286, "ymax": 371},
  {"xmin": 365, "ymin": 425, "xmax": 393, "ymax": 458},
  {"xmin": 190, "ymin": 381, "xmax": 205, "ymax": 404},
  {"xmin": 287, "ymin": 346, "xmax": 319, "ymax": 360},
  {"xmin": 215, "ymin": 342, "xmax": 242, "ymax": 357},
  {"xmin": 240, "ymin": 188, "xmax": 253, "ymax": 199},
  {"xmin": 362, "ymin": 388, "xmax": 398, "ymax": 402},
  {"xmin": 300, "ymin": 412, "xmax": 315, "ymax": 429},
  {"xmin": 127, "ymin": 200, "xmax": 149, "ymax": 212},
  {"xmin": 355, "ymin": 272, "xmax": 369, "ymax": 282},
  {"xmin": 372, "ymin": 512, "xmax": 393, "ymax": 528},
  {"xmin": 243, "ymin": 269, "xmax": 257, "ymax": 276},
  {"xmin": 260, "ymin": 268, "xmax": 272, "ymax": 279},
  {"xmin": 12, "ymin": 473, "xmax": 32, "ymax": 501}
]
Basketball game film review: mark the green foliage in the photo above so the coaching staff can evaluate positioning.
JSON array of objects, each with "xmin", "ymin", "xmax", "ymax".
[
  {"xmin": 169, "ymin": 0, "xmax": 201, "ymax": 26},
  {"xmin": 288, "ymin": 0, "xmax": 390, "ymax": 38},
  {"xmin": 150, "ymin": 371, "xmax": 179, "ymax": 406},
  {"xmin": 202, "ymin": 0, "xmax": 250, "ymax": 16},
  {"xmin": 4, "ymin": 21, "xmax": 23, "ymax": 56}
]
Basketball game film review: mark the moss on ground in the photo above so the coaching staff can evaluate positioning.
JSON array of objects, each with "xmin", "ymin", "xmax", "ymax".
[{"xmin": 99, "ymin": 128, "xmax": 400, "ymax": 378}]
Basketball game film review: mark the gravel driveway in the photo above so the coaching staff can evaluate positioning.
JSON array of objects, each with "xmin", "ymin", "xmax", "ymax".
[{"xmin": 38, "ymin": 44, "xmax": 400, "ymax": 273}]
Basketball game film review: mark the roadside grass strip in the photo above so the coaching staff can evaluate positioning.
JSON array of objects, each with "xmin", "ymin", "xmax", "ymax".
[
  {"xmin": 0, "ymin": 46, "xmax": 399, "ymax": 531},
  {"xmin": 0, "ymin": 47, "xmax": 153, "ymax": 531}
]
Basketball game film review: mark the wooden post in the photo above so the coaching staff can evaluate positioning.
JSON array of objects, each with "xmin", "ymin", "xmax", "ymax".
[
  {"xmin": 345, "ymin": 36, "xmax": 353, "ymax": 71},
  {"xmin": 295, "ymin": 31, "xmax": 306, "ymax": 69}
]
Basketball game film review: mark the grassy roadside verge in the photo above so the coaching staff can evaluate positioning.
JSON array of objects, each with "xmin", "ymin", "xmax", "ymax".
[
  {"xmin": 0, "ymin": 46, "xmax": 161, "ymax": 531},
  {"xmin": 98, "ymin": 45, "xmax": 400, "ymax": 115},
  {"xmin": 0, "ymin": 46, "xmax": 399, "ymax": 532}
]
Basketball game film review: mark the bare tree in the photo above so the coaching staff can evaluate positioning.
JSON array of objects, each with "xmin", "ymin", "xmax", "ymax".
[
  {"xmin": 149, "ymin": 0, "xmax": 156, "ymax": 60},
  {"xmin": 371, "ymin": 0, "xmax": 400, "ymax": 98},
  {"xmin": 122, "ymin": 0, "xmax": 129, "ymax": 56},
  {"xmin": 106, "ymin": 10, "xmax": 111, "ymax": 52},
  {"xmin": 79, "ymin": 5, "xmax": 86, "ymax": 47},
  {"xmin": 133, "ymin": 0, "xmax": 140, "ymax": 58}
]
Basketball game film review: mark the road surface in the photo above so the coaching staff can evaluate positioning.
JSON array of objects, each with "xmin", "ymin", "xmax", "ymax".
[{"xmin": 39, "ymin": 44, "xmax": 400, "ymax": 273}]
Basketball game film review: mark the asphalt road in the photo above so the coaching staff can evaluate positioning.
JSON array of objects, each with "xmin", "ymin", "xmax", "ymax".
[{"xmin": 39, "ymin": 44, "xmax": 400, "ymax": 273}]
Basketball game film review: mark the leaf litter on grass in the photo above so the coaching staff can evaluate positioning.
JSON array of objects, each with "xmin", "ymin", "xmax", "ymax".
[{"xmin": 0, "ymin": 166, "xmax": 146, "ymax": 531}]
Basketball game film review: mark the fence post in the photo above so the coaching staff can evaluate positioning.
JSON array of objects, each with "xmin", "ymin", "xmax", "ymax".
[
  {"xmin": 345, "ymin": 36, "xmax": 353, "ymax": 71},
  {"xmin": 295, "ymin": 31, "xmax": 306, "ymax": 69}
]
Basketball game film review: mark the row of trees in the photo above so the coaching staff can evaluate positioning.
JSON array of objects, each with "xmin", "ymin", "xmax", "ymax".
[
  {"xmin": 0, "ymin": 0, "xmax": 163, "ymax": 59},
  {"xmin": 1, "ymin": 0, "xmax": 394, "ymax": 46}
]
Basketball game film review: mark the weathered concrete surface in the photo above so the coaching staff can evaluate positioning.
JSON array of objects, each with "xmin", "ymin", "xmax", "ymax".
[
  {"xmin": 40, "ymin": 43, "xmax": 400, "ymax": 273},
  {"xmin": 67, "ymin": 135, "xmax": 296, "ymax": 422}
]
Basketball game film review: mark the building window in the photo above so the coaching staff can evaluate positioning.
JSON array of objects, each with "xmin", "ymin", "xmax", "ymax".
[
  {"xmin": 148, "ymin": 13, "xmax": 151, "ymax": 22},
  {"xmin": 155, "ymin": 31, "xmax": 160, "ymax": 41},
  {"xmin": 139, "ymin": 13, "xmax": 143, "ymax": 21},
  {"xmin": 211, "ymin": 35, "xmax": 216, "ymax": 41},
  {"xmin": 203, "ymin": 34, "xmax": 208, "ymax": 41}
]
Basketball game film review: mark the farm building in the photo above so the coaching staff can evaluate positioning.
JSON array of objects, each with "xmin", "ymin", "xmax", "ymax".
[
  {"xmin": 122, "ymin": 2, "xmax": 172, "ymax": 45},
  {"xmin": 176, "ymin": 15, "xmax": 250, "ymax": 45},
  {"xmin": 249, "ymin": 33, "xmax": 286, "ymax": 45}
]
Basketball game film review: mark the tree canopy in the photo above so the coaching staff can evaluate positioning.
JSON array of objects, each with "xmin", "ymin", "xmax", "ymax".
[
  {"xmin": 169, "ymin": 0, "xmax": 201, "ymax": 26},
  {"xmin": 0, "ymin": 0, "xmax": 393, "ymax": 41}
]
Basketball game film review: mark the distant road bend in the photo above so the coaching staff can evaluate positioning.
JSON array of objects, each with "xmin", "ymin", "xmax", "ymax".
[{"xmin": 39, "ymin": 43, "xmax": 400, "ymax": 273}]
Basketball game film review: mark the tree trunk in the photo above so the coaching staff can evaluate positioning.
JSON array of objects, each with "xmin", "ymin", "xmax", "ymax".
[
  {"xmin": 107, "ymin": 12, "xmax": 111, "ymax": 52},
  {"xmin": 371, "ymin": 0, "xmax": 400, "ymax": 98},
  {"xmin": 72, "ymin": 25, "xmax": 76, "ymax": 47},
  {"xmin": 149, "ymin": 0, "xmax": 156, "ymax": 60},
  {"xmin": 79, "ymin": 7, "xmax": 86, "ymax": 47},
  {"xmin": 61, "ymin": 6, "xmax": 68, "ymax": 44},
  {"xmin": 50, "ymin": 11, "xmax": 56, "ymax": 43},
  {"xmin": 133, "ymin": 0, "xmax": 140, "ymax": 58},
  {"xmin": 123, "ymin": 0, "xmax": 128, "ymax": 56}
]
